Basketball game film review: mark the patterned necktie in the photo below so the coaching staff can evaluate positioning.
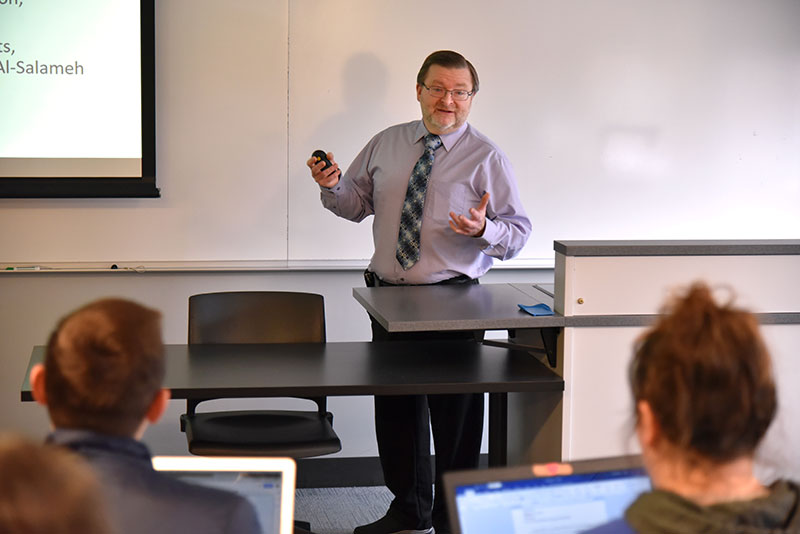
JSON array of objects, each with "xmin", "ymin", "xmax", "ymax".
[{"xmin": 396, "ymin": 133, "xmax": 442, "ymax": 270}]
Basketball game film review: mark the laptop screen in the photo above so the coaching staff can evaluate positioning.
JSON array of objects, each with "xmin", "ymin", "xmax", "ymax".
[
  {"xmin": 151, "ymin": 456, "xmax": 296, "ymax": 534},
  {"xmin": 445, "ymin": 457, "xmax": 651, "ymax": 534}
]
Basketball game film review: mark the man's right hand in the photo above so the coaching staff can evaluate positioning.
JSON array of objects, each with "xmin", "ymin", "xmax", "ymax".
[{"xmin": 306, "ymin": 151, "xmax": 341, "ymax": 189}]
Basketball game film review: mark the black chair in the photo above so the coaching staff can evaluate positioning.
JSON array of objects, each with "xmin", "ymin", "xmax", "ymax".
[{"xmin": 179, "ymin": 291, "xmax": 341, "ymax": 458}]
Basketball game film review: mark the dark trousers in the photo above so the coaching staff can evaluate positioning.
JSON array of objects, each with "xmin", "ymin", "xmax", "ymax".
[{"xmin": 367, "ymin": 274, "xmax": 484, "ymax": 527}]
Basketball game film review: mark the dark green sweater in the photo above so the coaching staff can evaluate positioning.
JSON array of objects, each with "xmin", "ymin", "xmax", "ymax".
[{"xmin": 626, "ymin": 480, "xmax": 800, "ymax": 534}]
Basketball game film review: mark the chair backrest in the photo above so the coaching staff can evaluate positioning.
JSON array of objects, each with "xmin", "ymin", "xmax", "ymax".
[
  {"xmin": 188, "ymin": 291, "xmax": 326, "ymax": 345},
  {"xmin": 186, "ymin": 291, "xmax": 327, "ymax": 414}
]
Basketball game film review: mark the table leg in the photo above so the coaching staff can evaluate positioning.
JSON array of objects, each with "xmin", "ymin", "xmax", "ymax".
[{"xmin": 488, "ymin": 392, "xmax": 507, "ymax": 466}]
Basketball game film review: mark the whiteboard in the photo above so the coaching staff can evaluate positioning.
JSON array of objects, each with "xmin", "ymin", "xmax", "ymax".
[{"xmin": 1, "ymin": 0, "xmax": 799, "ymax": 267}]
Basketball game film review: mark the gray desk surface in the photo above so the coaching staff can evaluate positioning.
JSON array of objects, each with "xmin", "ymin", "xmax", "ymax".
[
  {"xmin": 554, "ymin": 239, "xmax": 800, "ymax": 257},
  {"xmin": 21, "ymin": 341, "xmax": 563, "ymax": 466},
  {"xmin": 353, "ymin": 283, "xmax": 563, "ymax": 332},
  {"xmin": 21, "ymin": 341, "xmax": 563, "ymax": 401}
]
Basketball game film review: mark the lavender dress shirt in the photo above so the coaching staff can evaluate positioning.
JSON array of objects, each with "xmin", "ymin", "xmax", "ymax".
[{"xmin": 321, "ymin": 120, "xmax": 532, "ymax": 285}]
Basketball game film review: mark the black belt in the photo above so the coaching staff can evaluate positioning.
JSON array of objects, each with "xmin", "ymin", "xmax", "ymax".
[{"xmin": 364, "ymin": 269, "xmax": 477, "ymax": 288}]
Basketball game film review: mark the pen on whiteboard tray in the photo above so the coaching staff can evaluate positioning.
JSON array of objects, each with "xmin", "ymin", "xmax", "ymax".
[{"xmin": 4, "ymin": 266, "xmax": 41, "ymax": 271}]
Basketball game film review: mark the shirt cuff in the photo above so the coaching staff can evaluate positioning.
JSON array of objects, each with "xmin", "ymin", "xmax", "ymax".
[{"xmin": 474, "ymin": 217, "xmax": 498, "ymax": 248}]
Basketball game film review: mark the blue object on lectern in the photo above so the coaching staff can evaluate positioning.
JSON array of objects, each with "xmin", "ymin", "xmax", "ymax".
[{"xmin": 518, "ymin": 303, "xmax": 554, "ymax": 316}]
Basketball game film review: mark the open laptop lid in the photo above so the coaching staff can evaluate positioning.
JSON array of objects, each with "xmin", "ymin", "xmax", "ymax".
[
  {"xmin": 444, "ymin": 455, "xmax": 650, "ymax": 534},
  {"xmin": 152, "ymin": 456, "xmax": 296, "ymax": 534}
]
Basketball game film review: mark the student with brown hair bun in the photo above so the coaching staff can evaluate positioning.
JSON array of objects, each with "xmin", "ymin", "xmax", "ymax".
[
  {"xmin": 0, "ymin": 433, "xmax": 111, "ymax": 534},
  {"xmin": 585, "ymin": 282, "xmax": 800, "ymax": 534}
]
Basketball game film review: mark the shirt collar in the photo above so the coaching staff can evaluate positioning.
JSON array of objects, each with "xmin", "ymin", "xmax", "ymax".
[
  {"xmin": 414, "ymin": 121, "xmax": 469, "ymax": 152},
  {"xmin": 47, "ymin": 428, "xmax": 153, "ymax": 463}
]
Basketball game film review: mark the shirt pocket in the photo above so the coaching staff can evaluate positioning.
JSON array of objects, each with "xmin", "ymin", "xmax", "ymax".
[{"xmin": 426, "ymin": 182, "xmax": 468, "ymax": 223}]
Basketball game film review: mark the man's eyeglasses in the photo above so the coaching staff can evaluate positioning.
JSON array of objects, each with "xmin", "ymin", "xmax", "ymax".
[{"xmin": 420, "ymin": 83, "xmax": 474, "ymax": 102}]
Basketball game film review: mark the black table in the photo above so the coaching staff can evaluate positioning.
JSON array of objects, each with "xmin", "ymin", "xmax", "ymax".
[{"xmin": 21, "ymin": 340, "xmax": 563, "ymax": 466}]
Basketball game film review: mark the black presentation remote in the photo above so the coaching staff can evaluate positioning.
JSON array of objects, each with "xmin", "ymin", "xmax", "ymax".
[{"xmin": 311, "ymin": 150, "xmax": 341, "ymax": 178}]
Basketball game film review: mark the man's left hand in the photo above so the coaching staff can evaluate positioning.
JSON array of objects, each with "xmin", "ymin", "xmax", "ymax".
[{"xmin": 449, "ymin": 192, "xmax": 489, "ymax": 237}]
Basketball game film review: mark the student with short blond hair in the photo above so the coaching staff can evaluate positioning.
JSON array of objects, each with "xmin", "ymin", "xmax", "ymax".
[{"xmin": 31, "ymin": 298, "xmax": 261, "ymax": 534}]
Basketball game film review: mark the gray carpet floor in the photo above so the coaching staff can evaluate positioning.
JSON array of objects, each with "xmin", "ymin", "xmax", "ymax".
[{"xmin": 295, "ymin": 486, "xmax": 394, "ymax": 534}]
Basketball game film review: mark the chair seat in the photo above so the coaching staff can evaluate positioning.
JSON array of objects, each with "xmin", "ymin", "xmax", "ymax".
[{"xmin": 181, "ymin": 410, "xmax": 342, "ymax": 458}]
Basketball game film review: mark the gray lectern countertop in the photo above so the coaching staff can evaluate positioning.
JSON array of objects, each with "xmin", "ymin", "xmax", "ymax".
[
  {"xmin": 353, "ymin": 283, "xmax": 563, "ymax": 332},
  {"xmin": 554, "ymin": 239, "xmax": 800, "ymax": 257}
]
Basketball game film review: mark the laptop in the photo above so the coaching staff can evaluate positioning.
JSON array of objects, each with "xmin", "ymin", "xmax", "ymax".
[
  {"xmin": 152, "ymin": 456, "xmax": 296, "ymax": 534},
  {"xmin": 444, "ymin": 455, "xmax": 650, "ymax": 534}
]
